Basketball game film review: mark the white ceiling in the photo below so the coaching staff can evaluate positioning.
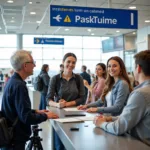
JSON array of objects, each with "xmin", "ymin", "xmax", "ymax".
[{"xmin": 0, "ymin": 0, "xmax": 150, "ymax": 37}]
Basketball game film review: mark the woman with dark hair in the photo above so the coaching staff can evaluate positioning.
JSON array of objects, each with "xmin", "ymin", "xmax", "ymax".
[
  {"xmin": 78, "ymin": 56, "xmax": 132, "ymax": 116},
  {"xmin": 47, "ymin": 52, "xmax": 85, "ymax": 150},
  {"xmin": 84, "ymin": 63, "xmax": 106, "ymax": 104},
  {"xmin": 39, "ymin": 64, "xmax": 50, "ymax": 110}
]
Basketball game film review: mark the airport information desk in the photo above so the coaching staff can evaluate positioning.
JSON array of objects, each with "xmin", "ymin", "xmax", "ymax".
[{"xmin": 48, "ymin": 106, "xmax": 149, "ymax": 150}]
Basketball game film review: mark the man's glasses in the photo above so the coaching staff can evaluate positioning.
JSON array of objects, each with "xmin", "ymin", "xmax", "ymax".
[{"xmin": 25, "ymin": 61, "xmax": 36, "ymax": 65}]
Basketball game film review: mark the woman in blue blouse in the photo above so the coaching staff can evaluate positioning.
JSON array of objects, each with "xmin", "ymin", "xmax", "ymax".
[
  {"xmin": 47, "ymin": 52, "xmax": 85, "ymax": 150},
  {"xmin": 78, "ymin": 56, "xmax": 133, "ymax": 116}
]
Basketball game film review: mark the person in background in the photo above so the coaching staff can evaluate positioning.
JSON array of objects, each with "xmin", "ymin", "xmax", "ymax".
[
  {"xmin": 84, "ymin": 63, "xmax": 106, "ymax": 104},
  {"xmin": 94, "ymin": 50, "xmax": 150, "ymax": 146},
  {"xmin": 1, "ymin": 50, "xmax": 58, "ymax": 150},
  {"xmin": 0, "ymin": 71, "xmax": 4, "ymax": 92},
  {"xmin": 78, "ymin": 56, "xmax": 132, "ymax": 116},
  {"xmin": 0, "ymin": 70, "xmax": 4, "ymax": 80},
  {"xmin": 87, "ymin": 69, "xmax": 95, "ymax": 82},
  {"xmin": 39, "ymin": 64, "xmax": 50, "ymax": 110},
  {"xmin": 87, "ymin": 69, "xmax": 91, "ymax": 75},
  {"xmin": 4, "ymin": 74, "xmax": 10, "ymax": 87},
  {"xmin": 80, "ymin": 65, "xmax": 91, "ymax": 104},
  {"xmin": 47, "ymin": 52, "xmax": 85, "ymax": 150},
  {"xmin": 59, "ymin": 64, "xmax": 64, "ymax": 73}
]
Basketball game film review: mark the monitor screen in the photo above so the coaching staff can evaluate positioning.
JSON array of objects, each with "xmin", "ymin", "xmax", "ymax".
[
  {"xmin": 102, "ymin": 35, "xmax": 124, "ymax": 53},
  {"xmin": 102, "ymin": 38, "xmax": 114, "ymax": 53},
  {"xmin": 114, "ymin": 35, "xmax": 124, "ymax": 50}
]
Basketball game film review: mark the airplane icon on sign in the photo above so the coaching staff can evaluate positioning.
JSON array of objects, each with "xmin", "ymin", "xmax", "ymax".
[{"xmin": 53, "ymin": 15, "xmax": 62, "ymax": 22}]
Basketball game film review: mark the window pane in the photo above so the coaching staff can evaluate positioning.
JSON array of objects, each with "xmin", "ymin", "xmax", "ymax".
[
  {"xmin": 24, "ymin": 48, "xmax": 42, "ymax": 59},
  {"xmin": 0, "ymin": 34, "xmax": 17, "ymax": 47},
  {"xmin": 0, "ymin": 48, "xmax": 17, "ymax": 59},
  {"xmin": 83, "ymin": 37, "xmax": 101, "ymax": 48},
  {"xmin": 64, "ymin": 49, "xmax": 82, "ymax": 60},
  {"xmin": 33, "ymin": 60, "xmax": 43, "ymax": 73},
  {"xmin": 0, "ymin": 60, "xmax": 11, "ymax": 68},
  {"xmin": 23, "ymin": 35, "xmax": 43, "ymax": 47},
  {"xmin": 74, "ymin": 60, "xmax": 82, "ymax": 73},
  {"xmin": 63, "ymin": 36, "xmax": 82, "ymax": 48},
  {"xmin": 83, "ymin": 49, "xmax": 100, "ymax": 60},
  {"xmin": 43, "ymin": 48, "xmax": 63, "ymax": 59}
]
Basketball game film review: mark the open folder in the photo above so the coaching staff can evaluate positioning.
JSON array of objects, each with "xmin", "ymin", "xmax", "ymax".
[{"xmin": 54, "ymin": 116, "xmax": 94, "ymax": 123}]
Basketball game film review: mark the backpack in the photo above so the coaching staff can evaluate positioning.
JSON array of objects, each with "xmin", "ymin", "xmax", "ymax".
[
  {"xmin": 0, "ymin": 111, "xmax": 18, "ymax": 147},
  {"xmin": 33, "ymin": 75, "xmax": 43, "ymax": 91}
]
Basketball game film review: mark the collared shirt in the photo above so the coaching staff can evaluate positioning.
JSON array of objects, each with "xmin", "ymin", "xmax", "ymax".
[
  {"xmin": 87, "ymin": 79, "xmax": 130, "ymax": 116},
  {"xmin": 100, "ymin": 80, "xmax": 150, "ymax": 146},
  {"xmin": 2, "ymin": 72, "xmax": 47, "ymax": 142},
  {"xmin": 47, "ymin": 73, "xmax": 85, "ymax": 105}
]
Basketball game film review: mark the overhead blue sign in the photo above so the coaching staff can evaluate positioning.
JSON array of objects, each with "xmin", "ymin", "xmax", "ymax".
[
  {"xmin": 34, "ymin": 38, "xmax": 64, "ymax": 45},
  {"xmin": 50, "ymin": 5, "xmax": 138, "ymax": 29}
]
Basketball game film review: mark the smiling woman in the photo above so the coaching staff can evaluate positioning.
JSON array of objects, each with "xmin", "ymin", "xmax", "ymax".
[
  {"xmin": 78, "ymin": 56, "xmax": 133, "ymax": 116},
  {"xmin": 46, "ymin": 52, "xmax": 85, "ymax": 150}
]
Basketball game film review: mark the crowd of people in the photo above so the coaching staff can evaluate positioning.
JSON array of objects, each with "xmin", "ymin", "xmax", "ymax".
[{"xmin": 0, "ymin": 49, "xmax": 150, "ymax": 150}]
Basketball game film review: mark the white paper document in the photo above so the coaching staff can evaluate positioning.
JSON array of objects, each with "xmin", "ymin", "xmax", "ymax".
[
  {"xmin": 54, "ymin": 116, "xmax": 94, "ymax": 123},
  {"xmin": 63, "ymin": 107, "xmax": 84, "ymax": 112}
]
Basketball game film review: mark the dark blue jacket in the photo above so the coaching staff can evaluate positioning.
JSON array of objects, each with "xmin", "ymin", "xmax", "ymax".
[
  {"xmin": 40, "ymin": 71, "xmax": 50, "ymax": 94},
  {"xmin": 2, "ymin": 72, "xmax": 47, "ymax": 142},
  {"xmin": 80, "ymin": 71, "xmax": 91, "ymax": 85}
]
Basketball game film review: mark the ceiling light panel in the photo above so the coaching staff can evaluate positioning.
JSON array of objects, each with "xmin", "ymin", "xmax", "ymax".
[
  {"xmin": 129, "ymin": 6, "xmax": 136, "ymax": 9},
  {"xmin": 7, "ymin": 0, "xmax": 14, "ymax": 3},
  {"xmin": 30, "ymin": 12, "xmax": 36, "ymax": 15}
]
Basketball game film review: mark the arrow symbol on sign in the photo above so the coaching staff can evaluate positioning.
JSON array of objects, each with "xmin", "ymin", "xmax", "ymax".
[
  {"xmin": 53, "ymin": 15, "xmax": 62, "ymax": 22},
  {"xmin": 41, "ymin": 40, "xmax": 44, "ymax": 44},
  {"xmin": 36, "ymin": 38, "xmax": 40, "ymax": 44},
  {"xmin": 131, "ymin": 13, "xmax": 134, "ymax": 25}
]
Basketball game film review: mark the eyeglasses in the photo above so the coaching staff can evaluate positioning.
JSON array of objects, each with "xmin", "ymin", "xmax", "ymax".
[{"xmin": 25, "ymin": 61, "xmax": 36, "ymax": 65}]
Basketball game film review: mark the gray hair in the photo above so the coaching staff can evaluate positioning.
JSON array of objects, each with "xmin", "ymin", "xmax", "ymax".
[{"xmin": 10, "ymin": 50, "xmax": 31, "ymax": 71}]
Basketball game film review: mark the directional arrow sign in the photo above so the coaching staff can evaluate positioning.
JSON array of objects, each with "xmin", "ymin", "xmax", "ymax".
[
  {"xmin": 50, "ymin": 5, "xmax": 138, "ymax": 29},
  {"xmin": 34, "ymin": 38, "xmax": 64, "ymax": 45}
]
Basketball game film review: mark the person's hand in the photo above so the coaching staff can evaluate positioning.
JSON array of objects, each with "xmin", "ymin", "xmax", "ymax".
[
  {"xmin": 56, "ymin": 101, "xmax": 66, "ymax": 108},
  {"xmin": 36, "ymin": 110, "xmax": 49, "ymax": 114},
  {"xmin": 59, "ymin": 99, "xmax": 66, "ymax": 103},
  {"xmin": 103, "ymin": 116, "xmax": 112, "ymax": 122},
  {"xmin": 86, "ymin": 107, "xmax": 98, "ymax": 113},
  {"xmin": 93, "ymin": 115, "xmax": 107, "ymax": 127},
  {"xmin": 77, "ymin": 105, "xmax": 87, "ymax": 110},
  {"xmin": 83, "ymin": 80, "xmax": 89, "ymax": 87},
  {"xmin": 45, "ymin": 111, "xmax": 59, "ymax": 119}
]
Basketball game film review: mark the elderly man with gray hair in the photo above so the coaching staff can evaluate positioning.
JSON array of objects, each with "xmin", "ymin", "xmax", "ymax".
[{"xmin": 1, "ymin": 50, "xmax": 58, "ymax": 150}]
